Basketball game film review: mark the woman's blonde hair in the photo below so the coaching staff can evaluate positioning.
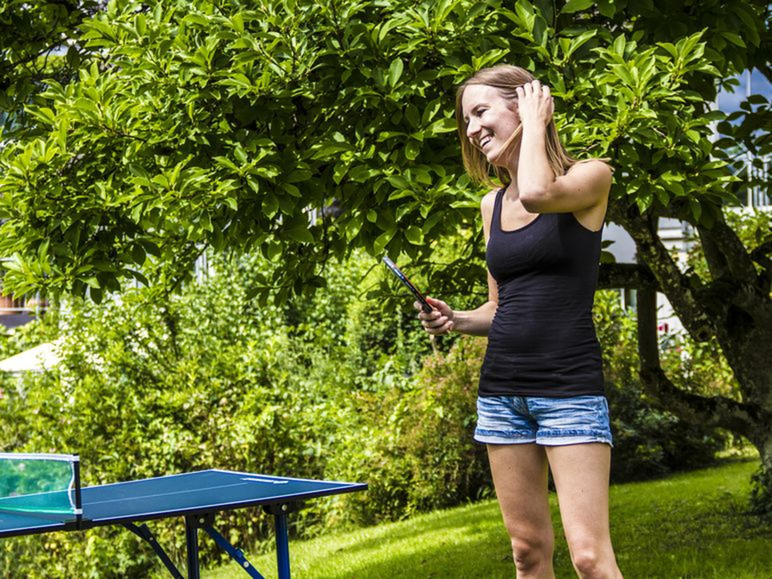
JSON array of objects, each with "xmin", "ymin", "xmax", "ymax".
[{"xmin": 455, "ymin": 64, "xmax": 579, "ymax": 187}]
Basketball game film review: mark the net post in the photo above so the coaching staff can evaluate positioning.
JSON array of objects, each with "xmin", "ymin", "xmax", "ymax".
[{"xmin": 73, "ymin": 456, "xmax": 83, "ymax": 529}]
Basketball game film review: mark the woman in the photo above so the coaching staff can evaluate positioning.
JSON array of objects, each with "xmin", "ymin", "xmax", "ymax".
[{"xmin": 416, "ymin": 65, "xmax": 622, "ymax": 578}]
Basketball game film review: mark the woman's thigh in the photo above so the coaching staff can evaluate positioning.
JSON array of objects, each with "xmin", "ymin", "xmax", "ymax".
[
  {"xmin": 487, "ymin": 443, "xmax": 554, "ymax": 545},
  {"xmin": 545, "ymin": 443, "xmax": 613, "ymax": 551}
]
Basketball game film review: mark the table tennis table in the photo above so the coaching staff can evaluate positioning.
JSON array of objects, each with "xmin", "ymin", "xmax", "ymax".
[{"xmin": 0, "ymin": 460, "xmax": 367, "ymax": 579}]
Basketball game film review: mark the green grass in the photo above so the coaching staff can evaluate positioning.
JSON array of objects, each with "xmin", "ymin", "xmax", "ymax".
[{"xmin": 205, "ymin": 460, "xmax": 771, "ymax": 578}]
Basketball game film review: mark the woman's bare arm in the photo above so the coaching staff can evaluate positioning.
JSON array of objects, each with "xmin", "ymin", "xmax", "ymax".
[
  {"xmin": 516, "ymin": 81, "xmax": 611, "ymax": 220},
  {"xmin": 416, "ymin": 191, "xmax": 499, "ymax": 336}
]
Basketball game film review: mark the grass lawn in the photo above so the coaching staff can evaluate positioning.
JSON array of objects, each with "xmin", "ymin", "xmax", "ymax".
[{"xmin": 204, "ymin": 460, "xmax": 771, "ymax": 578}]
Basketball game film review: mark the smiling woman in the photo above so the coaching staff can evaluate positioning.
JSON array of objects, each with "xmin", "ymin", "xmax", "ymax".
[
  {"xmin": 453, "ymin": 66, "xmax": 588, "ymax": 194},
  {"xmin": 415, "ymin": 64, "xmax": 619, "ymax": 579}
]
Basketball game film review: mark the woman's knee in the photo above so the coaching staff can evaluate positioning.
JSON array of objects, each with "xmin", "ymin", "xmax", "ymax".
[
  {"xmin": 510, "ymin": 534, "xmax": 553, "ymax": 572},
  {"xmin": 570, "ymin": 545, "xmax": 619, "ymax": 579}
]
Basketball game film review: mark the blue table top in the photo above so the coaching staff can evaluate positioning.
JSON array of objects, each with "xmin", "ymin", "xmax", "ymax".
[{"xmin": 0, "ymin": 470, "xmax": 366, "ymax": 538}]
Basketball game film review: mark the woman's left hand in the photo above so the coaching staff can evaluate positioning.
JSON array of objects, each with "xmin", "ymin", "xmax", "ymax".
[{"xmin": 516, "ymin": 80, "xmax": 554, "ymax": 129}]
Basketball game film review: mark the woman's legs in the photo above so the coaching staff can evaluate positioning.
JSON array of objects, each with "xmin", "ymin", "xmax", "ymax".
[
  {"xmin": 487, "ymin": 443, "xmax": 555, "ymax": 579},
  {"xmin": 545, "ymin": 443, "xmax": 622, "ymax": 579}
]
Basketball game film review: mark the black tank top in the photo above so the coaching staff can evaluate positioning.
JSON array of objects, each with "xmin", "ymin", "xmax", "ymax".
[{"xmin": 478, "ymin": 188, "xmax": 605, "ymax": 397}]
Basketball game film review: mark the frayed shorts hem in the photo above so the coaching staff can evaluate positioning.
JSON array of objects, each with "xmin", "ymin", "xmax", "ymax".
[{"xmin": 474, "ymin": 429, "xmax": 613, "ymax": 447}]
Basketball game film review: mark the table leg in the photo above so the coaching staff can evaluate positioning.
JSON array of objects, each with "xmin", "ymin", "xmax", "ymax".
[
  {"xmin": 185, "ymin": 515, "xmax": 200, "ymax": 579},
  {"xmin": 124, "ymin": 522, "xmax": 184, "ymax": 579},
  {"xmin": 274, "ymin": 510, "xmax": 290, "ymax": 579}
]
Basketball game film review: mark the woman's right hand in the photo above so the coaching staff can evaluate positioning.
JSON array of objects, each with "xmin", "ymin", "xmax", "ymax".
[{"xmin": 415, "ymin": 297, "xmax": 455, "ymax": 335}]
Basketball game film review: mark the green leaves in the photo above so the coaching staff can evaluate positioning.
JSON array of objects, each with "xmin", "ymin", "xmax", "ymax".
[
  {"xmin": 405, "ymin": 225, "xmax": 424, "ymax": 245},
  {"xmin": 389, "ymin": 57, "xmax": 404, "ymax": 87},
  {"xmin": 24, "ymin": 106, "xmax": 57, "ymax": 126},
  {"xmin": 0, "ymin": 0, "xmax": 765, "ymax": 302},
  {"xmin": 561, "ymin": 0, "xmax": 595, "ymax": 14},
  {"xmin": 558, "ymin": 29, "xmax": 597, "ymax": 62},
  {"xmin": 285, "ymin": 221, "xmax": 315, "ymax": 244}
]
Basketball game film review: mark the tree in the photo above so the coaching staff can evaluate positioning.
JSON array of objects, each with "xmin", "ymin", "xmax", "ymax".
[
  {"xmin": 0, "ymin": 0, "xmax": 770, "ymax": 509},
  {"xmin": 0, "ymin": 1, "xmax": 101, "ymax": 136}
]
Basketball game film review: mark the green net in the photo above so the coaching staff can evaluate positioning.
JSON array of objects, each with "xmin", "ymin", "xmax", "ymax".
[{"xmin": 0, "ymin": 453, "xmax": 80, "ymax": 518}]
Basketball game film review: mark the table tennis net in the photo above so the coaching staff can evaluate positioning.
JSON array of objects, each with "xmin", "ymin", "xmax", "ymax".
[{"xmin": 0, "ymin": 453, "xmax": 81, "ymax": 517}]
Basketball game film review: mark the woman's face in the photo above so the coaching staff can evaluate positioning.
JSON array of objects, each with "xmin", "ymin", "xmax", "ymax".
[{"xmin": 461, "ymin": 84, "xmax": 520, "ymax": 167}]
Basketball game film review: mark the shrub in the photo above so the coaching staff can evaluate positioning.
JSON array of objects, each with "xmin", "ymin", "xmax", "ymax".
[
  {"xmin": 0, "ymin": 260, "xmax": 735, "ymax": 576},
  {"xmin": 594, "ymin": 290, "xmax": 727, "ymax": 481},
  {"xmin": 326, "ymin": 337, "xmax": 491, "ymax": 524},
  {"xmin": 0, "ymin": 250, "xmax": 439, "ymax": 575}
]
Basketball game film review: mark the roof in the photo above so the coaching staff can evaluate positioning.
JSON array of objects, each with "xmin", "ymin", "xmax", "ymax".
[{"xmin": 0, "ymin": 343, "xmax": 60, "ymax": 373}]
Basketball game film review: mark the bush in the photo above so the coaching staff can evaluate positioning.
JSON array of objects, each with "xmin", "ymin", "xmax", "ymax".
[
  {"xmin": 326, "ymin": 336, "xmax": 491, "ymax": 524},
  {"xmin": 594, "ymin": 290, "xmax": 727, "ymax": 481},
  {"xmin": 0, "ymin": 250, "xmax": 440, "ymax": 576},
  {"xmin": 0, "ymin": 258, "xmax": 735, "ymax": 577}
]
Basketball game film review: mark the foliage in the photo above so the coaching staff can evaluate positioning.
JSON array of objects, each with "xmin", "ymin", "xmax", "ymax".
[
  {"xmin": 594, "ymin": 290, "xmax": 727, "ymax": 480},
  {"xmin": 0, "ymin": 253, "xmax": 742, "ymax": 576},
  {"xmin": 327, "ymin": 336, "xmax": 491, "ymax": 525},
  {"xmin": 0, "ymin": 305, "xmax": 56, "ymax": 359},
  {"xmin": 713, "ymin": 89, "xmax": 770, "ymax": 206},
  {"xmin": 686, "ymin": 208, "xmax": 772, "ymax": 284},
  {"xmin": 0, "ymin": 0, "xmax": 766, "ymax": 302},
  {"xmin": 0, "ymin": 0, "xmax": 100, "ymax": 136},
  {"xmin": 0, "ymin": 306, "xmax": 58, "ymax": 404}
]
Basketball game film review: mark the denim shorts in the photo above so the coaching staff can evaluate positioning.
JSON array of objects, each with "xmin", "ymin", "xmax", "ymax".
[{"xmin": 474, "ymin": 395, "xmax": 613, "ymax": 446}]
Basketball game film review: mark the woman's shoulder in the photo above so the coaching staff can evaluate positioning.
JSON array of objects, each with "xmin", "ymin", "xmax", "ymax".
[
  {"xmin": 481, "ymin": 188, "xmax": 501, "ymax": 213},
  {"xmin": 567, "ymin": 158, "xmax": 614, "ymax": 177},
  {"xmin": 564, "ymin": 159, "xmax": 613, "ymax": 196},
  {"xmin": 480, "ymin": 188, "xmax": 501, "ymax": 230}
]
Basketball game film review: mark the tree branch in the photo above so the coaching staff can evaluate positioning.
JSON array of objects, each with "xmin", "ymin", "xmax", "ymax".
[
  {"xmin": 639, "ymin": 365, "xmax": 760, "ymax": 440},
  {"xmin": 611, "ymin": 205, "xmax": 715, "ymax": 342},
  {"xmin": 697, "ymin": 216, "xmax": 759, "ymax": 285},
  {"xmin": 697, "ymin": 216, "xmax": 771, "ymax": 312},
  {"xmin": 697, "ymin": 224, "xmax": 732, "ymax": 280},
  {"xmin": 636, "ymin": 286, "xmax": 758, "ymax": 440}
]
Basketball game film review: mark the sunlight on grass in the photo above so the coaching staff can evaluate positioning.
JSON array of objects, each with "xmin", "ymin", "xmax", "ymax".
[{"xmin": 205, "ymin": 460, "xmax": 771, "ymax": 578}]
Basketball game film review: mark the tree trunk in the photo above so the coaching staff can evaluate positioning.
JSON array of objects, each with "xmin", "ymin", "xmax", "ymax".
[{"xmin": 605, "ymin": 204, "xmax": 772, "ymax": 516}]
